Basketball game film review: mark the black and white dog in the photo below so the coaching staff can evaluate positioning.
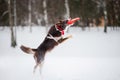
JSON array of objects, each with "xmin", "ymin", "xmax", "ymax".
[{"xmin": 20, "ymin": 18, "xmax": 80, "ymax": 72}]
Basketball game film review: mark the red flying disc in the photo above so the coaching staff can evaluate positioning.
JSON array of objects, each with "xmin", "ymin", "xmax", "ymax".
[{"xmin": 67, "ymin": 17, "xmax": 80, "ymax": 25}]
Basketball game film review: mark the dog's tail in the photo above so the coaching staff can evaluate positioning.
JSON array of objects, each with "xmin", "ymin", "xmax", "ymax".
[
  {"xmin": 20, "ymin": 45, "xmax": 45, "ymax": 73},
  {"xmin": 20, "ymin": 45, "xmax": 37, "ymax": 54}
]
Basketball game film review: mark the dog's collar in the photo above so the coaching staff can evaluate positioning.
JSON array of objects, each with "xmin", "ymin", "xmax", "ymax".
[{"xmin": 55, "ymin": 25, "xmax": 64, "ymax": 35}]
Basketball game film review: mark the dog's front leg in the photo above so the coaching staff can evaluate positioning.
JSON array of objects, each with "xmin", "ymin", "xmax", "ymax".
[{"xmin": 58, "ymin": 35, "xmax": 72, "ymax": 43}]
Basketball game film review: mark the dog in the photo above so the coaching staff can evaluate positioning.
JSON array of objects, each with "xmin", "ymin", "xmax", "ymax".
[{"xmin": 20, "ymin": 18, "xmax": 80, "ymax": 72}]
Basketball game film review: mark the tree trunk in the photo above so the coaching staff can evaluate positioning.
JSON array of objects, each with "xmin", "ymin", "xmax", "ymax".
[
  {"xmin": 43, "ymin": 0, "xmax": 48, "ymax": 33},
  {"xmin": 28, "ymin": 0, "xmax": 32, "ymax": 32},
  {"xmin": 8, "ymin": 0, "xmax": 17, "ymax": 47},
  {"xmin": 81, "ymin": 0, "xmax": 85, "ymax": 31},
  {"xmin": 14, "ymin": 0, "xmax": 17, "ymax": 45},
  {"xmin": 65, "ymin": 0, "xmax": 70, "ymax": 32},
  {"xmin": 103, "ymin": 0, "xmax": 107, "ymax": 33},
  {"xmin": 65, "ymin": 0, "xmax": 70, "ymax": 19}
]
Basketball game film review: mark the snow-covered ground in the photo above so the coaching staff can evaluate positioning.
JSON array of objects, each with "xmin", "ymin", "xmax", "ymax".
[{"xmin": 0, "ymin": 27, "xmax": 120, "ymax": 80}]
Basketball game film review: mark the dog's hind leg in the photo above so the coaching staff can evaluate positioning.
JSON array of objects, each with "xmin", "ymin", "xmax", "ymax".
[
  {"xmin": 33, "ymin": 63, "xmax": 39, "ymax": 73},
  {"xmin": 33, "ymin": 52, "xmax": 45, "ymax": 73},
  {"xmin": 33, "ymin": 60, "xmax": 44, "ymax": 74},
  {"xmin": 39, "ymin": 61, "xmax": 44, "ymax": 74},
  {"xmin": 33, "ymin": 53, "xmax": 40, "ymax": 73}
]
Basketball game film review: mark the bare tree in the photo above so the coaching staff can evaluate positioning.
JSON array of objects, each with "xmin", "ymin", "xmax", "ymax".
[
  {"xmin": 13, "ymin": 0, "xmax": 17, "ymax": 45},
  {"xmin": 92, "ymin": 0, "xmax": 107, "ymax": 32},
  {"xmin": 64, "ymin": 0, "xmax": 70, "ymax": 19},
  {"xmin": 103, "ymin": 0, "xmax": 107, "ymax": 33},
  {"xmin": 43, "ymin": 0, "xmax": 48, "ymax": 32},
  {"xmin": 28, "ymin": 0, "xmax": 32, "ymax": 32},
  {"xmin": 8, "ymin": 0, "xmax": 17, "ymax": 47}
]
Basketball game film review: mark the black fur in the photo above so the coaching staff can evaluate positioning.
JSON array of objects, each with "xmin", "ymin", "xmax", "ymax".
[{"xmin": 20, "ymin": 20, "xmax": 72, "ymax": 71}]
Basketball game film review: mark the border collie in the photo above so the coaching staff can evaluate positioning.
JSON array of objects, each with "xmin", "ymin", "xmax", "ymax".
[{"xmin": 20, "ymin": 18, "xmax": 80, "ymax": 72}]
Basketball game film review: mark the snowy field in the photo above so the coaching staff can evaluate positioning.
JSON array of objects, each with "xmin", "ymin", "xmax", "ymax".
[{"xmin": 0, "ymin": 27, "xmax": 120, "ymax": 80}]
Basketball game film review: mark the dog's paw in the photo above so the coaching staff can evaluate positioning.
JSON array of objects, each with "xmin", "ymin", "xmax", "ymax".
[{"xmin": 67, "ymin": 35, "xmax": 72, "ymax": 38}]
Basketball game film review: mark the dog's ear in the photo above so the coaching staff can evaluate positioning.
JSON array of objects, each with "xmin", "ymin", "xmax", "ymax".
[
  {"xmin": 56, "ymin": 20, "xmax": 62, "ymax": 26},
  {"xmin": 57, "ymin": 20, "xmax": 62, "ymax": 24},
  {"xmin": 59, "ymin": 20, "xmax": 63, "ymax": 23}
]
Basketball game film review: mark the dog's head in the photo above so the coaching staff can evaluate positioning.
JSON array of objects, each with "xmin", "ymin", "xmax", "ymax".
[{"xmin": 56, "ymin": 18, "xmax": 80, "ymax": 30}]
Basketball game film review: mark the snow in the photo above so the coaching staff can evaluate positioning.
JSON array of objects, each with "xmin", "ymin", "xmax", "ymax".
[{"xmin": 0, "ymin": 27, "xmax": 120, "ymax": 80}]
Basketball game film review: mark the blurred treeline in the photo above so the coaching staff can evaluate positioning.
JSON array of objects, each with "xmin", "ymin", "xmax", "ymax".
[{"xmin": 0, "ymin": 0, "xmax": 120, "ymax": 27}]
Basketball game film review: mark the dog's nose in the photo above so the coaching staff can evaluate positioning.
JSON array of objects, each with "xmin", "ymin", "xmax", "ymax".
[{"xmin": 67, "ymin": 17, "xmax": 80, "ymax": 25}]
